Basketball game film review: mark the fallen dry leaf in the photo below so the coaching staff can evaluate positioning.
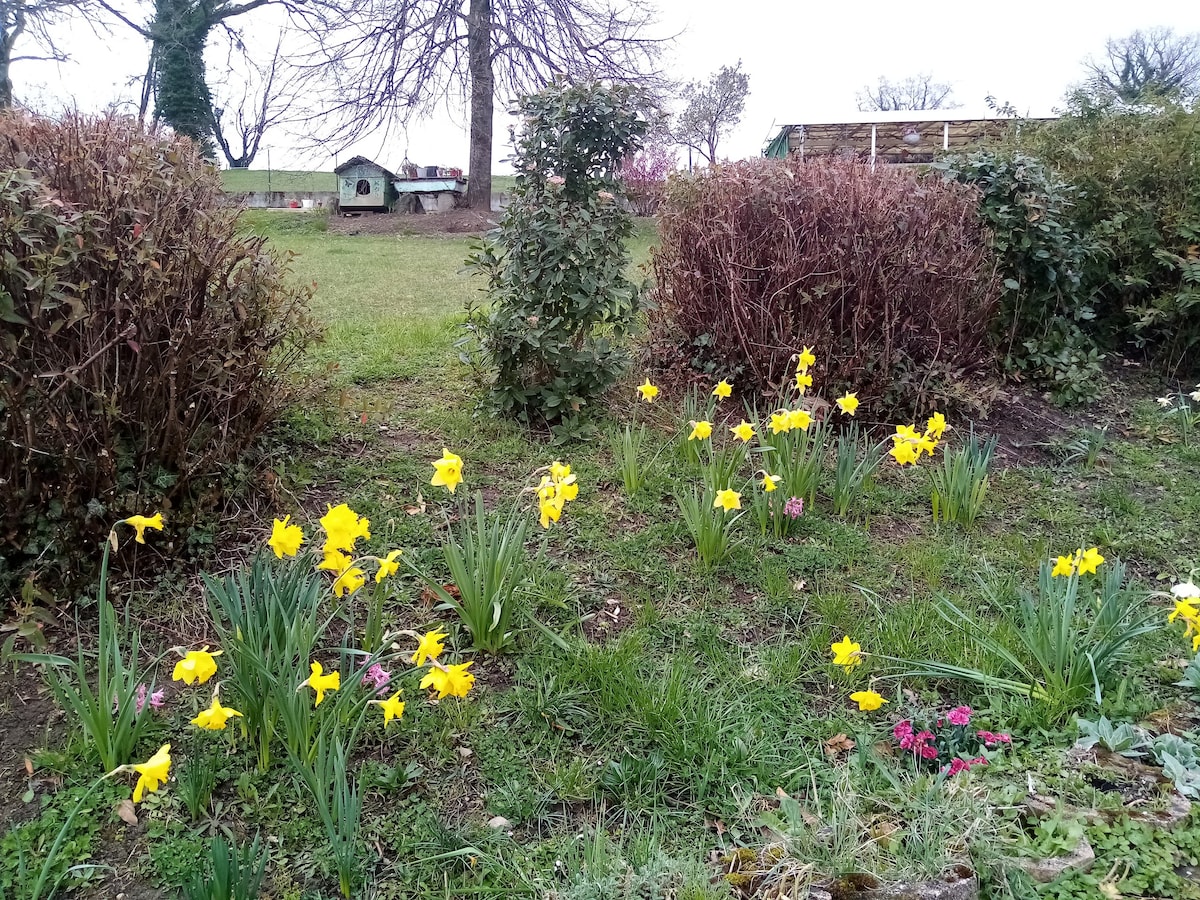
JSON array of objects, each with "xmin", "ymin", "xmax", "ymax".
[
  {"xmin": 24, "ymin": 757, "xmax": 33, "ymax": 776},
  {"xmin": 116, "ymin": 798, "xmax": 138, "ymax": 825},
  {"xmin": 704, "ymin": 818, "xmax": 726, "ymax": 836},
  {"xmin": 823, "ymin": 733, "xmax": 856, "ymax": 757}
]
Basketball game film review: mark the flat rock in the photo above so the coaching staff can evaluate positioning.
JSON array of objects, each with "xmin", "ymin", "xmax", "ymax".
[
  {"xmin": 822, "ymin": 864, "xmax": 978, "ymax": 899},
  {"xmin": 1015, "ymin": 837, "xmax": 1096, "ymax": 884}
]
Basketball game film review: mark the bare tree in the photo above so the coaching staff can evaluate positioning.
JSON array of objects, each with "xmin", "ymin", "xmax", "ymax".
[
  {"xmin": 1085, "ymin": 27, "xmax": 1200, "ymax": 102},
  {"xmin": 856, "ymin": 74, "xmax": 961, "ymax": 112},
  {"xmin": 1, "ymin": 0, "xmax": 85, "ymax": 107},
  {"xmin": 211, "ymin": 33, "xmax": 299, "ymax": 167},
  {"xmin": 94, "ymin": 0, "xmax": 295, "ymax": 147},
  {"xmin": 672, "ymin": 60, "xmax": 748, "ymax": 164},
  {"xmin": 296, "ymin": 0, "xmax": 670, "ymax": 209}
]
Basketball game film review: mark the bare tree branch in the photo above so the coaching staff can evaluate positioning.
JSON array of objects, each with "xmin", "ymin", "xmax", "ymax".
[
  {"xmin": 1084, "ymin": 27, "xmax": 1200, "ymax": 102},
  {"xmin": 856, "ymin": 74, "xmax": 961, "ymax": 112}
]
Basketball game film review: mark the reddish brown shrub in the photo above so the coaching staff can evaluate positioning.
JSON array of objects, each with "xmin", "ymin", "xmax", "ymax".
[
  {"xmin": 0, "ymin": 112, "xmax": 317, "ymax": 583},
  {"xmin": 650, "ymin": 158, "xmax": 1001, "ymax": 411}
]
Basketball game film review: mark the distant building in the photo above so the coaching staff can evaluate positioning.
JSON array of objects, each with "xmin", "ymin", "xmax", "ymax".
[
  {"xmin": 335, "ymin": 156, "xmax": 398, "ymax": 212},
  {"xmin": 763, "ymin": 110, "xmax": 1054, "ymax": 167}
]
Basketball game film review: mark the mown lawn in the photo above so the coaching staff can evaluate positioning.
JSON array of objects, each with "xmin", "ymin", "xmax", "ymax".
[{"xmin": 7, "ymin": 210, "xmax": 1200, "ymax": 900}]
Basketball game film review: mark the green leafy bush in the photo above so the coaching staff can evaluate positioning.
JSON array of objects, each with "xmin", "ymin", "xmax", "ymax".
[
  {"xmin": 0, "ymin": 112, "xmax": 318, "ymax": 585},
  {"xmin": 651, "ymin": 158, "xmax": 1001, "ymax": 413},
  {"xmin": 933, "ymin": 150, "xmax": 1102, "ymax": 404},
  {"xmin": 1021, "ymin": 96, "xmax": 1200, "ymax": 374},
  {"xmin": 465, "ymin": 81, "xmax": 648, "ymax": 436}
]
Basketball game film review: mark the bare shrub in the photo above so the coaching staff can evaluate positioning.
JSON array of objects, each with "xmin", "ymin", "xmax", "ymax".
[
  {"xmin": 0, "ymin": 112, "xmax": 318, "ymax": 580},
  {"xmin": 650, "ymin": 158, "xmax": 1000, "ymax": 412}
]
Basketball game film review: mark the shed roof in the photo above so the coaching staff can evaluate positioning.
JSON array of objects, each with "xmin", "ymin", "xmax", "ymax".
[
  {"xmin": 763, "ymin": 114, "xmax": 1056, "ymax": 161},
  {"xmin": 334, "ymin": 155, "xmax": 398, "ymax": 179}
]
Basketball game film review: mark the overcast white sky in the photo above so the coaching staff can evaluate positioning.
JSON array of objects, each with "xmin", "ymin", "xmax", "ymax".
[{"xmin": 13, "ymin": 0, "xmax": 1200, "ymax": 175}]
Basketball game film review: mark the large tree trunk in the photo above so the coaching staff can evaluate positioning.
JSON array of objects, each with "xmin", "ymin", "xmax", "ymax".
[
  {"xmin": 0, "ymin": 55, "xmax": 12, "ymax": 109},
  {"xmin": 1, "ymin": 15, "xmax": 25, "ymax": 110},
  {"xmin": 465, "ymin": 0, "xmax": 492, "ymax": 210}
]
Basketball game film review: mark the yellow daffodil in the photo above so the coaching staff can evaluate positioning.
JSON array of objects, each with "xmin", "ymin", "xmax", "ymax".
[
  {"xmin": 637, "ymin": 378, "xmax": 659, "ymax": 402},
  {"xmin": 713, "ymin": 488, "xmax": 742, "ymax": 511},
  {"xmin": 830, "ymin": 635, "xmax": 862, "ymax": 668},
  {"xmin": 555, "ymin": 474, "xmax": 579, "ymax": 502},
  {"xmin": 375, "ymin": 550, "xmax": 402, "ymax": 583},
  {"xmin": 915, "ymin": 434, "xmax": 939, "ymax": 458},
  {"xmin": 712, "ymin": 379, "xmax": 732, "ymax": 399},
  {"xmin": 431, "ymin": 448, "xmax": 464, "ymax": 494},
  {"xmin": 411, "ymin": 629, "xmax": 447, "ymax": 666},
  {"xmin": 420, "ymin": 661, "xmax": 476, "ymax": 699},
  {"xmin": 267, "ymin": 515, "xmax": 304, "ymax": 558},
  {"xmin": 191, "ymin": 694, "xmax": 243, "ymax": 731},
  {"xmin": 769, "ymin": 410, "xmax": 791, "ymax": 435},
  {"xmin": 373, "ymin": 690, "xmax": 406, "ymax": 725},
  {"xmin": 333, "ymin": 566, "xmax": 366, "ymax": 597},
  {"xmin": 132, "ymin": 743, "xmax": 171, "ymax": 803},
  {"xmin": 1051, "ymin": 555, "xmax": 1075, "ymax": 578},
  {"xmin": 926, "ymin": 412, "xmax": 948, "ymax": 439},
  {"xmin": 797, "ymin": 346, "xmax": 816, "ymax": 372},
  {"xmin": 318, "ymin": 547, "xmax": 352, "ymax": 576},
  {"xmin": 688, "ymin": 420, "xmax": 713, "ymax": 441},
  {"xmin": 172, "ymin": 647, "xmax": 221, "ymax": 685},
  {"xmin": 849, "ymin": 690, "xmax": 887, "ymax": 711},
  {"xmin": 319, "ymin": 503, "xmax": 371, "ymax": 552},
  {"xmin": 303, "ymin": 661, "xmax": 340, "ymax": 706},
  {"xmin": 539, "ymin": 495, "xmax": 565, "ymax": 529},
  {"xmin": 1076, "ymin": 546, "xmax": 1105, "ymax": 575},
  {"xmin": 550, "ymin": 461, "xmax": 572, "ymax": 482},
  {"xmin": 731, "ymin": 420, "xmax": 755, "ymax": 442},
  {"xmin": 835, "ymin": 393, "xmax": 859, "ymax": 416},
  {"xmin": 786, "ymin": 408, "xmax": 812, "ymax": 431},
  {"xmin": 889, "ymin": 441, "xmax": 919, "ymax": 466},
  {"xmin": 761, "ymin": 472, "xmax": 781, "ymax": 493},
  {"xmin": 795, "ymin": 371, "xmax": 813, "ymax": 394},
  {"xmin": 123, "ymin": 513, "xmax": 164, "ymax": 544},
  {"xmin": 894, "ymin": 424, "xmax": 922, "ymax": 444},
  {"xmin": 1169, "ymin": 598, "xmax": 1200, "ymax": 625}
]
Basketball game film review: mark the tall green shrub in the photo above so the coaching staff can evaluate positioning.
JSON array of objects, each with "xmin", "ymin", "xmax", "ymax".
[
  {"xmin": 933, "ymin": 151, "xmax": 1102, "ymax": 404},
  {"xmin": 1021, "ymin": 96, "xmax": 1200, "ymax": 374},
  {"xmin": 465, "ymin": 81, "xmax": 648, "ymax": 436},
  {"xmin": 0, "ymin": 112, "xmax": 318, "ymax": 584}
]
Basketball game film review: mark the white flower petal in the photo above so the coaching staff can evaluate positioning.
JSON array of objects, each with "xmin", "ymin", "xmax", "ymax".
[{"xmin": 1172, "ymin": 582, "xmax": 1200, "ymax": 600}]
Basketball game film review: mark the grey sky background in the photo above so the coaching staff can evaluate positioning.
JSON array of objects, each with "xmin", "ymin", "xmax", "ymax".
[{"xmin": 14, "ymin": 0, "xmax": 1200, "ymax": 174}]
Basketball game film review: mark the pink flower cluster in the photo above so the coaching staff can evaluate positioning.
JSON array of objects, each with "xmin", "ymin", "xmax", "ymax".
[
  {"xmin": 946, "ymin": 705, "xmax": 972, "ymax": 726},
  {"xmin": 977, "ymin": 730, "xmax": 1012, "ymax": 747},
  {"xmin": 945, "ymin": 756, "xmax": 988, "ymax": 776},
  {"xmin": 893, "ymin": 720, "xmax": 939, "ymax": 760},
  {"xmin": 784, "ymin": 497, "xmax": 805, "ymax": 519},
  {"xmin": 113, "ymin": 683, "xmax": 165, "ymax": 714},
  {"xmin": 360, "ymin": 663, "xmax": 392, "ymax": 696}
]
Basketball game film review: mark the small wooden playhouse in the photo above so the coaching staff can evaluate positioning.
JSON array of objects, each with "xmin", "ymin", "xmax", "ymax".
[{"xmin": 335, "ymin": 156, "xmax": 398, "ymax": 212}]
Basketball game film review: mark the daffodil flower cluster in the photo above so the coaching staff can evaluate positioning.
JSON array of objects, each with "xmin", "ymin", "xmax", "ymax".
[
  {"xmin": 536, "ymin": 461, "xmax": 579, "ymax": 529},
  {"xmin": 830, "ymin": 635, "xmax": 888, "ymax": 712},
  {"xmin": 888, "ymin": 413, "xmax": 947, "ymax": 466},
  {"xmin": 266, "ymin": 502, "xmax": 404, "ymax": 598},
  {"xmin": 169, "ymin": 645, "xmax": 248, "ymax": 733},
  {"xmin": 1049, "ymin": 546, "xmax": 1105, "ymax": 578}
]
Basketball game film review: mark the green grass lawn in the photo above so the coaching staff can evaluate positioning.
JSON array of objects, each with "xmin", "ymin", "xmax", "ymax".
[{"xmin": 9, "ymin": 209, "xmax": 1200, "ymax": 900}]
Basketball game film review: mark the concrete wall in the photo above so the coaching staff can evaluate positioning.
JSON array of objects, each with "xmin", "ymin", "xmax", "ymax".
[{"xmin": 227, "ymin": 191, "xmax": 339, "ymax": 209}]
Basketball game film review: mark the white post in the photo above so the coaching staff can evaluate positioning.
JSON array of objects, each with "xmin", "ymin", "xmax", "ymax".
[
  {"xmin": 870, "ymin": 124, "xmax": 877, "ymax": 171},
  {"xmin": 943, "ymin": 122, "xmax": 949, "ymax": 150}
]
